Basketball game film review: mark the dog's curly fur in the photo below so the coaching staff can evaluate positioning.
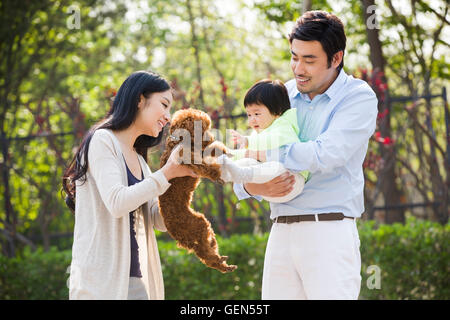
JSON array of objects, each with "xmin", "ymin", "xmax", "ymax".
[{"xmin": 158, "ymin": 108, "xmax": 237, "ymax": 273}]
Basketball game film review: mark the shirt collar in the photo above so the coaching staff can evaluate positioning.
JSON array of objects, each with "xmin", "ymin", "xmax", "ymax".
[
  {"xmin": 323, "ymin": 68, "xmax": 347, "ymax": 100},
  {"xmin": 290, "ymin": 68, "xmax": 347, "ymax": 102},
  {"xmin": 290, "ymin": 85, "xmax": 313, "ymax": 102}
]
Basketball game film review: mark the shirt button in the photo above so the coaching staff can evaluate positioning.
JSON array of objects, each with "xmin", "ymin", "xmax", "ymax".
[{"xmin": 309, "ymin": 106, "xmax": 313, "ymax": 110}]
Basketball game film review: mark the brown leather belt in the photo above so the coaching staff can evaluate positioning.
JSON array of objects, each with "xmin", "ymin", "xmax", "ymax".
[{"xmin": 272, "ymin": 212, "xmax": 355, "ymax": 224}]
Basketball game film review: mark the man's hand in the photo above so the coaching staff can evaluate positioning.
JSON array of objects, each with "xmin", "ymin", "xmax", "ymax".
[{"xmin": 244, "ymin": 172, "xmax": 295, "ymax": 197}]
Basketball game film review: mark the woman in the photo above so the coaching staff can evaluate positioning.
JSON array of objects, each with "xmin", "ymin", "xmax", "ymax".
[{"xmin": 62, "ymin": 71, "xmax": 196, "ymax": 300}]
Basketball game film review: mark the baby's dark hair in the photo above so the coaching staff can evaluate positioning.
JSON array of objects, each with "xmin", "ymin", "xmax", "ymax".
[{"xmin": 243, "ymin": 79, "xmax": 291, "ymax": 116}]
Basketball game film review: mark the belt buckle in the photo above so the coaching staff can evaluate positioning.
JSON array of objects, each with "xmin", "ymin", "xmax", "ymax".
[{"xmin": 274, "ymin": 216, "xmax": 287, "ymax": 224}]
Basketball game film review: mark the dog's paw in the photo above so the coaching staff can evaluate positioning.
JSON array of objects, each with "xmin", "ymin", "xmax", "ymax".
[
  {"xmin": 217, "ymin": 256, "xmax": 238, "ymax": 273},
  {"xmin": 221, "ymin": 264, "xmax": 238, "ymax": 273}
]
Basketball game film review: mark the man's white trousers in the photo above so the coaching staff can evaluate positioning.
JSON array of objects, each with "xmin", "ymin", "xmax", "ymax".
[{"xmin": 262, "ymin": 218, "xmax": 361, "ymax": 300}]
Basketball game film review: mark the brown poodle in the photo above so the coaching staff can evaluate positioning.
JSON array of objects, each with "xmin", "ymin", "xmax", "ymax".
[{"xmin": 158, "ymin": 108, "xmax": 237, "ymax": 273}]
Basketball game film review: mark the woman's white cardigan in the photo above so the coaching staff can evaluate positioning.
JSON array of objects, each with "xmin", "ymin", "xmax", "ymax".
[{"xmin": 69, "ymin": 128, "xmax": 171, "ymax": 300}]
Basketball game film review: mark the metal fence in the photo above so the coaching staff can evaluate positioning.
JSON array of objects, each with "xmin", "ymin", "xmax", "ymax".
[{"xmin": 1, "ymin": 87, "xmax": 448, "ymax": 249}]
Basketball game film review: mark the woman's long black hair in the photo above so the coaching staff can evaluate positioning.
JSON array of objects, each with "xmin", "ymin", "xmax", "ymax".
[{"xmin": 62, "ymin": 70, "xmax": 171, "ymax": 213}]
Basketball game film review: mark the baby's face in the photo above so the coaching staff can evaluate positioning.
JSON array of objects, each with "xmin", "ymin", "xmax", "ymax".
[{"xmin": 246, "ymin": 104, "xmax": 278, "ymax": 133}]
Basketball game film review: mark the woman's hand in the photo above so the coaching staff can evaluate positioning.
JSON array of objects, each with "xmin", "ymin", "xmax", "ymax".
[
  {"xmin": 230, "ymin": 129, "xmax": 248, "ymax": 149},
  {"xmin": 243, "ymin": 172, "xmax": 295, "ymax": 197},
  {"xmin": 161, "ymin": 144, "xmax": 198, "ymax": 181}
]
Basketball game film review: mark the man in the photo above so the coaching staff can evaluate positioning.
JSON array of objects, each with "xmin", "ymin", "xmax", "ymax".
[{"xmin": 233, "ymin": 11, "xmax": 378, "ymax": 300}]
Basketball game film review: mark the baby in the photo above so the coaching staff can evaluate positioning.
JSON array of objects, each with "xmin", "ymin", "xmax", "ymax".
[{"xmin": 219, "ymin": 79, "xmax": 310, "ymax": 203}]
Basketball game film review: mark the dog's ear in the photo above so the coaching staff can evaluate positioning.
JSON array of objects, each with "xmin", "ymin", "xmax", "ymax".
[
  {"xmin": 201, "ymin": 113, "xmax": 211, "ymax": 132},
  {"xmin": 179, "ymin": 116, "xmax": 195, "ymax": 137}
]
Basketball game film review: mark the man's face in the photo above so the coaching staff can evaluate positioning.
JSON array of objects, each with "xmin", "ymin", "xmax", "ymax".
[{"xmin": 290, "ymin": 39, "xmax": 341, "ymax": 100}]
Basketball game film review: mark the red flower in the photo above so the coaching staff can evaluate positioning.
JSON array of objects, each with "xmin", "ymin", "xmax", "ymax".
[
  {"xmin": 383, "ymin": 137, "xmax": 394, "ymax": 145},
  {"xmin": 377, "ymin": 109, "xmax": 389, "ymax": 120},
  {"xmin": 36, "ymin": 115, "xmax": 45, "ymax": 126},
  {"xmin": 211, "ymin": 110, "xmax": 219, "ymax": 121},
  {"xmin": 374, "ymin": 131, "xmax": 394, "ymax": 145}
]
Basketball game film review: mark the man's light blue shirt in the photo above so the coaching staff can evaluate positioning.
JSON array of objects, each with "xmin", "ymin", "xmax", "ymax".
[{"xmin": 233, "ymin": 69, "xmax": 378, "ymax": 219}]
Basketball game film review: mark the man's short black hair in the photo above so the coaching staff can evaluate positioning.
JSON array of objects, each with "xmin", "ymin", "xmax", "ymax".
[
  {"xmin": 289, "ymin": 10, "xmax": 346, "ymax": 72},
  {"xmin": 244, "ymin": 79, "xmax": 291, "ymax": 116}
]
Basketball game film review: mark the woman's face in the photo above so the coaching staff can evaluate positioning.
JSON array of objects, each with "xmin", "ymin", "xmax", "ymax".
[{"xmin": 136, "ymin": 90, "xmax": 173, "ymax": 137}]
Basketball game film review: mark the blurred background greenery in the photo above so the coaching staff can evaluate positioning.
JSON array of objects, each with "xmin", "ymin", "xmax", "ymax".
[{"xmin": 0, "ymin": 0, "xmax": 448, "ymax": 299}]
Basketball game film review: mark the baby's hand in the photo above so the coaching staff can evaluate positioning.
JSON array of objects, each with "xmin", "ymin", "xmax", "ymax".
[{"xmin": 230, "ymin": 129, "xmax": 248, "ymax": 149}]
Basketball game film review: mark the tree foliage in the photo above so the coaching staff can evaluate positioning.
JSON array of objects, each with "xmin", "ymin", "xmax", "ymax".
[{"xmin": 0, "ymin": 0, "xmax": 448, "ymax": 256}]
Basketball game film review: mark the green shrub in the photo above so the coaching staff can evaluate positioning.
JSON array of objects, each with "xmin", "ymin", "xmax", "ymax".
[
  {"xmin": 0, "ymin": 246, "xmax": 71, "ymax": 299},
  {"xmin": 160, "ymin": 233, "xmax": 268, "ymax": 300},
  {"xmin": 359, "ymin": 217, "xmax": 450, "ymax": 300},
  {"xmin": 0, "ymin": 217, "xmax": 448, "ymax": 299}
]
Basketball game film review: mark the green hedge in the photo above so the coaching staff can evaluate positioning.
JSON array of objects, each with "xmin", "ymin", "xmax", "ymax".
[
  {"xmin": 0, "ymin": 246, "xmax": 72, "ymax": 299},
  {"xmin": 160, "ymin": 232, "xmax": 267, "ymax": 300},
  {"xmin": 358, "ymin": 218, "xmax": 450, "ymax": 299},
  {"xmin": 0, "ymin": 217, "xmax": 448, "ymax": 299}
]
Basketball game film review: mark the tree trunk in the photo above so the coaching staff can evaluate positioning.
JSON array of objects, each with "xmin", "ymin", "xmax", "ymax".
[
  {"xmin": 423, "ymin": 83, "xmax": 448, "ymax": 224},
  {"xmin": 186, "ymin": 0, "xmax": 205, "ymax": 109},
  {"xmin": 361, "ymin": 0, "xmax": 405, "ymax": 223},
  {"xmin": 0, "ymin": 129, "xmax": 16, "ymax": 257},
  {"xmin": 302, "ymin": 0, "xmax": 312, "ymax": 13}
]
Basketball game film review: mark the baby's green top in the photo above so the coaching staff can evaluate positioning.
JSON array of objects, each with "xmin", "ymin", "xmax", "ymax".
[
  {"xmin": 231, "ymin": 108, "xmax": 310, "ymax": 181},
  {"xmin": 248, "ymin": 108, "xmax": 299, "ymax": 151}
]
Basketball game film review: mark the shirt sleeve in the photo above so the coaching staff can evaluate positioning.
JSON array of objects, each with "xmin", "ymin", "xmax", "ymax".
[
  {"xmin": 233, "ymin": 183, "xmax": 263, "ymax": 202},
  {"xmin": 267, "ymin": 89, "xmax": 378, "ymax": 174},
  {"xmin": 88, "ymin": 130, "xmax": 171, "ymax": 218},
  {"xmin": 148, "ymin": 199, "xmax": 167, "ymax": 232}
]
